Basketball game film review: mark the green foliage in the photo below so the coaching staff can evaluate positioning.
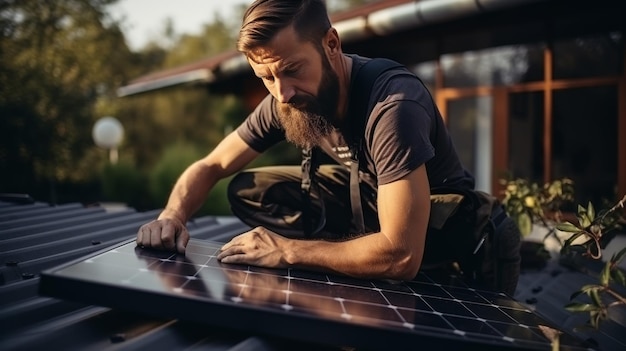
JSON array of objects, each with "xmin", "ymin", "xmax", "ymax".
[
  {"xmin": 0, "ymin": 0, "xmax": 249, "ymax": 206},
  {"xmin": 162, "ymin": 13, "xmax": 238, "ymax": 68},
  {"xmin": 146, "ymin": 142, "xmax": 236, "ymax": 216},
  {"xmin": 500, "ymin": 177, "xmax": 575, "ymax": 236},
  {"xmin": 101, "ymin": 159, "xmax": 151, "ymax": 210},
  {"xmin": 117, "ymin": 89, "xmax": 248, "ymax": 170},
  {"xmin": 550, "ymin": 195, "xmax": 625, "ymax": 331},
  {"xmin": 502, "ymin": 174, "xmax": 625, "ymax": 331},
  {"xmin": 564, "ymin": 240, "xmax": 626, "ymax": 329},
  {"xmin": 0, "ymin": 0, "xmax": 297, "ymax": 210},
  {"xmin": 148, "ymin": 142, "xmax": 203, "ymax": 209},
  {"xmin": 0, "ymin": 0, "xmax": 137, "ymax": 201},
  {"xmin": 559, "ymin": 196, "xmax": 625, "ymax": 260}
]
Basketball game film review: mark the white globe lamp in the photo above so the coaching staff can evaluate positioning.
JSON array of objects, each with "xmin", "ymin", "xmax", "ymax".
[{"xmin": 93, "ymin": 116, "xmax": 124, "ymax": 164}]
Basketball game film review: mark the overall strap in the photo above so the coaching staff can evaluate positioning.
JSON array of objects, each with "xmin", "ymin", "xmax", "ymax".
[
  {"xmin": 347, "ymin": 58, "xmax": 404, "ymax": 234},
  {"xmin": 301, "ymin": 146, "xmax": 315, "ymax": 236},
  {"xmin": 301, "ymin": 146, "xmax": 325, "ymax": 237}
]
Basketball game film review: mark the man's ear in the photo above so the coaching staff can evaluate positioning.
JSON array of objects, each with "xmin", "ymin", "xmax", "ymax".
[{"xmin": 323, "ymin": 28, "xmax": 341, "ymax": 58}]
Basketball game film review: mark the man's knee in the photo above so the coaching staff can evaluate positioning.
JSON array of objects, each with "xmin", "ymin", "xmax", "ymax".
[{"xmin": 227, "ymin": 170, "xmax": 254, "ymax": 203}]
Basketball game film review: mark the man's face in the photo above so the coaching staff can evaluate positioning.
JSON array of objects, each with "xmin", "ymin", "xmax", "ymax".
[{"xmin": 247, "ymin": 26, "xmax": 339, "ymax": 148}]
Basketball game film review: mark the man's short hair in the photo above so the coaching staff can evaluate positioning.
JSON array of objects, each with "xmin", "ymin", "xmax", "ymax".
[{"xmin": 237, "ymin": 0, "xmax": 331, "ymax": 55}]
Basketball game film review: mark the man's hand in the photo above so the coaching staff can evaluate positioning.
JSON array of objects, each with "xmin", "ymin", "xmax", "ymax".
[
  {"xmin": 136, "ymin": 217, "xmax": 189, "ymax": 254},
  {"xmin": 217, "ymin": 226, "xmax": 290, "ymax": 268}
]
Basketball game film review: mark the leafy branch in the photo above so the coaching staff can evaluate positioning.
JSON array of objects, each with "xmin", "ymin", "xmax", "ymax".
[
  {"xmin": 559, "ymin": 195, "xmax": 626, "ymax": 329},
  {"xmin": 501, "ymin": 177, "xmax": 626, "ymax": 331},
  {"xmin": 500, "ymin": 177, "xmax": 575, "ymax": 239},
  {"xmin": 558, "ymin": 195, "xmax": 625, "ymax": 260}
]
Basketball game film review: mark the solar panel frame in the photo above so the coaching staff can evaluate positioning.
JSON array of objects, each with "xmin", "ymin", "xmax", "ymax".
[{"xmin": 39, "ymin": 238, "xmax": 593, "ymax": 351}]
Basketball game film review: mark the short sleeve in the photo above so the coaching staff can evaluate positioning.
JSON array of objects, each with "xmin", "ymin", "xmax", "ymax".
[{"xmin": 368, "ymin": 100, "xmax": 434, "ymax": 185}]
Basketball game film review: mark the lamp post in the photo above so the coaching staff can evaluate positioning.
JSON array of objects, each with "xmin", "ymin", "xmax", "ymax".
[{"xmin": 92, "ymin": 116, "xmax": 124, "ymax": 164}]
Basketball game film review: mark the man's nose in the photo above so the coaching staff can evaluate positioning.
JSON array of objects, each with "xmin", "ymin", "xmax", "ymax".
[{"xmin": 275, "ymin": 79, "xmax": 295, "ymax": 103}]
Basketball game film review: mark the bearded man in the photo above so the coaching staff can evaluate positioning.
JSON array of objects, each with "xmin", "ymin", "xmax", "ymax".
[{"xmin": 136, "ymin": 0, "xmax": 521, "ymax": 295}]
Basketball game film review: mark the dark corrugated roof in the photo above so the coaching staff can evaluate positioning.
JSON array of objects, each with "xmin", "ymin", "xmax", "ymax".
[
  {"xmin": 1, "ymin": 199, "xmax": 625, "ymax": 350},
  {"xmin": 515, "ymin": 257, "xmax": 626, "ymax": 351},
  {"xmin": 1, "ymin": 199, "xmax": 307, "ymax": 351}
]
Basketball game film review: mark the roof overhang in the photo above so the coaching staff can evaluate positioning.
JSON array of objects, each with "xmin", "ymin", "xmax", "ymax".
[
  {"xmin": 117, "ymin": 69, "xmax": 214, "ymax": 97},
  {"xmin": 117, "ymin": 50, "xmax": 241, "ymax": 97},
  {"xmin": 117, "ymin": 0, "xmax": 616, "ymax": 97}
]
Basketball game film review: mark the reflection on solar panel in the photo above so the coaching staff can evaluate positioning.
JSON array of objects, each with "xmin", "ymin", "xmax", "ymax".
[{"xmin": 39, "ymin": 239, "xmax": 592, "ymax": 350}]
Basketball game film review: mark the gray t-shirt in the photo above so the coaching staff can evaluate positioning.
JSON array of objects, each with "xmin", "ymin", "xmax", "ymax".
[{"xmin": 236, "ymin": 54, "xmax": 474, "ymax": 190}]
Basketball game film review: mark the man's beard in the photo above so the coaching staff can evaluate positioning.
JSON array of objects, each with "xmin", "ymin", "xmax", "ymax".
[{"xmin": 277, "ymin": 58, "xmax": 340, "ymax": 149}]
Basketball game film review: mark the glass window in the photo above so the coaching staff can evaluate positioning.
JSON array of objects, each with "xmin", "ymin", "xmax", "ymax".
[
  {"xmin": 507, "ymin": 92, "xmax": 544, "ymax": 183},
  {"xmin": 553, "ymin": 32, "xmax": 623, "ymax": 79},
  {"xmin": 552, "ymin": 86, "xmax": 618, "ymax": 205},
  {"xmin": 441, "ymin": 44, "xmax": 544, "ymax": 88},
  {"xmin": 447, "ymin": 96, "xmax": 493, "ymax": 192}
]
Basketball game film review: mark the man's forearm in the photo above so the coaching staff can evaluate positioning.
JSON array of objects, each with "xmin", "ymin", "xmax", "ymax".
[
  {"xmin": 286, "ymin": 232, "xmax": 422, "ymax": 281},
  {"xmin": 158, "ymin": 160, "xmax": 219, "ymax": 223}
]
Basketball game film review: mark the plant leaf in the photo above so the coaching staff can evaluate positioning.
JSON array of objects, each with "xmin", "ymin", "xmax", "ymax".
[
  {"xmin": 557, "ymin": 222, "xmax": 580, "ymax": 233},
  {"xmin": 590, "ymin": 311, "xmax": 601, "ymax": 329},
  {"xmin": 564, "ymin": 302, "xmax": 598, "ymax": 312},
  {"xmin": 612, "ymin": 247, "xmax": 626, "ymax": 264},
  {"xmin": 570, "ymin": 285, "xmax": 601, "ymax": 301},
  {"xmin": 590, "ymin": 288, "xmax": 603, "ymax": 306},
  {"xmin": 610, "ymin": 269, "xmax": 626, "ymax": 286},
  {"xmin": 576, "ymin": 204, "xmax": 592, "ymax": 228},
  {"xmin": 518, "ymin": 212, "xmax": 533, "ymax": 237},
  {"xmin": 587, "ymin": 201, "xmax": 595, "ymax": 221},
  {"xmin": 600, "ymin": 261, "xmax": 611, "ymax": 286},
  {"xmin": 580, "ymin": 215, "xmax": 592, "ymax": 229},
  {"xmin": 570, "ymin": 290, "xmax": 583, "ymax": 300},
  {"xmin": 564, "ymin": 231, "xmax": 586, "ymax": 247}
]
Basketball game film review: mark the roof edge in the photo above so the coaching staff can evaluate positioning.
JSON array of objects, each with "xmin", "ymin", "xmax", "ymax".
[
  {"xmin": 117, "ymin": 69, "xmax": 214, "ymax": 97},
  {"xmin": 117, "ymin": 0, "xmax": 547, "ymax": 97}
]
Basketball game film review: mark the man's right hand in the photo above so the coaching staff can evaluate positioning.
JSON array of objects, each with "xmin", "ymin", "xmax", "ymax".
[{"xmin": 136, "ymin": 217, "xmax": 189, "ymax": 254}]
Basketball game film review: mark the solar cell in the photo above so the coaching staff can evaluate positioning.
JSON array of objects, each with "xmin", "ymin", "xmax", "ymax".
[{"xmin": 39, "ymin": 239, "xmax": 593, "ymax": 350}]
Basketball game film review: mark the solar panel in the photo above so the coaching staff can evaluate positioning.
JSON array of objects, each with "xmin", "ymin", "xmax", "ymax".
[{"xmin": 39, "ymin": 239, "xmax": 592, "ymax": 350}]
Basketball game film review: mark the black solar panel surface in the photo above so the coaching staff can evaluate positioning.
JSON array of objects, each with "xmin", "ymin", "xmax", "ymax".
[{"xmin": 39, "ymin": 239, "xmax": 592, "ymax": 350}]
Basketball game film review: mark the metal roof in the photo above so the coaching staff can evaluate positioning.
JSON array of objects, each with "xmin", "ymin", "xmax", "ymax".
[{"xmin": 1, "ymin": 198, "xmax": 625, "ymax": 350}]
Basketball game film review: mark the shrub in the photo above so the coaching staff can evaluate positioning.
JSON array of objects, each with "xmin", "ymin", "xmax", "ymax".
[
  {"xmin": 148, "ymin": 142, "xmax": 233, "ymax": 216},
  {"xmin": 101, "ymin": 159, "xmax": 151, "ymax": 209},
  {"xmin": 149, "ymin": 142, "xmax": 202, "ymax": 210}
]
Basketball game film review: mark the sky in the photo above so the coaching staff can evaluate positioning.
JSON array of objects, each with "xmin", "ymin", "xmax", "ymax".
[{"xmin": 107, "ymin": 0, "xmax": 254, "ymax": 51}]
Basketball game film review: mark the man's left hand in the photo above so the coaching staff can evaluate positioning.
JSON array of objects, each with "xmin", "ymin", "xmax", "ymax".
[{"xmin": 217, "ymin": 226, "xmax": 290, "ymax": 268}]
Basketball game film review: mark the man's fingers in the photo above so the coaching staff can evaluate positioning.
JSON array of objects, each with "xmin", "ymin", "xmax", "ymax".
[
  {"xmin": 160, "ymin": 222, "xmax": 176, "ymax": 250},
  {"xmin": 217, "ymin": 244, "xmax": 246, "ymax": 261},
  {"xmin": 176, "ymin": 230, "xmax": 189, "ymax": 254},
  {"xmin": 138, "ymin": 225, "xmax": 151, "ymax": 247},
  {"xmin": 149, "ymin": 226, "xmax": 164, "ymax": 249},
  {"xmin": 218, "ymin": 248, "xmax": 247, "ymax": 263},
  {"xmin": 220, "ymin": 233, "xmax": 246, "ymax": 251},
  {"xmin": 135, "ymin": 218, "xmax": 191, "ymax": 253},
  {"xmin": 136, "ymin": 226, "xmax": 143, "ymax": 246}
]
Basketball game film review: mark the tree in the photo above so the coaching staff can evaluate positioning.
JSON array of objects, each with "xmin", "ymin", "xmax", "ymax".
[
  {"xmin": 115, "ymin": 11, "xmax": 245, "ymax": 167},
  {"xmin": 0, "ymin": 0, "xmax": 136, "ymax": 203}
]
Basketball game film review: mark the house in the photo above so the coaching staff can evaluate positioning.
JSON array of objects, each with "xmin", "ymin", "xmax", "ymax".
[{"xmin": 117, "ymin": 0, "xmax": 626, "ymax": 206}]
